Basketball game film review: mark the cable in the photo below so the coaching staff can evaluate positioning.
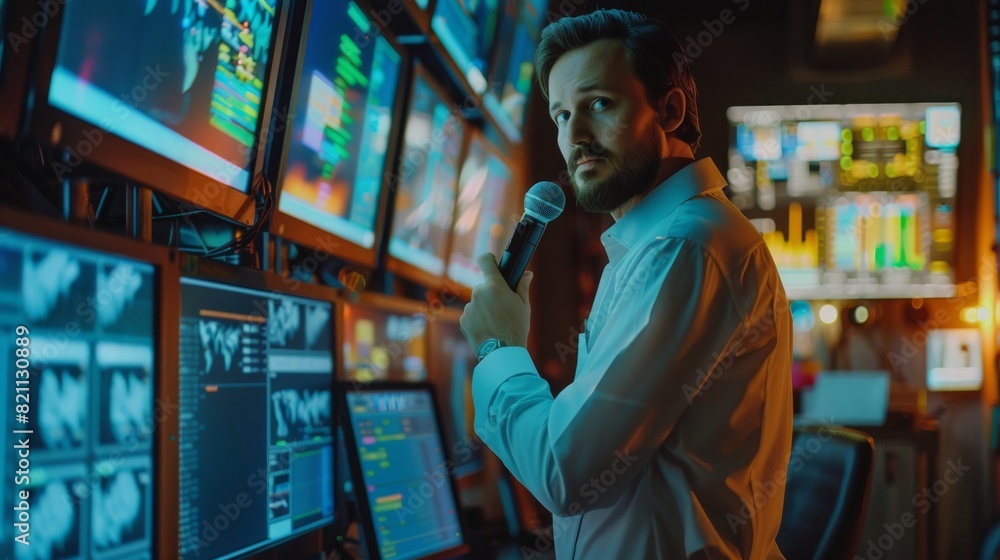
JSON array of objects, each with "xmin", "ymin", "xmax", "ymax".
[{"xmin": 196, "ymin": 172, "xmax": 276, "ymax": 259}]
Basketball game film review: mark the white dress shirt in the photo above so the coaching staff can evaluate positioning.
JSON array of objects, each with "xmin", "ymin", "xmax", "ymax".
[{"xmin": 473, "ymin": 158, "xmax": 793, "ymax": 559}]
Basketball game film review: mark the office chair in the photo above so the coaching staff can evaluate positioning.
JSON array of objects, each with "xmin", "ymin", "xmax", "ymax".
[{"xmin": 776, "ymin": 426, "xmax": 875, "ymax": 560}]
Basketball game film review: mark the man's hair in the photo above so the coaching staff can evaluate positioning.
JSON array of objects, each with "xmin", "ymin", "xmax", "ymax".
[{"xmin": 534, "ymin": 9, "xmax": 701, "ymax": 153}]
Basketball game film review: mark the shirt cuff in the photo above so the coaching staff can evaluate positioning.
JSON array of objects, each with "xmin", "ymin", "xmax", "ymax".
[{"xmin": 472, "ymin": 346, "xmax": 537, "ymax": 401}]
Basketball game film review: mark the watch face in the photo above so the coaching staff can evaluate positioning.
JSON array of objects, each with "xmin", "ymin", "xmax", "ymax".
[{"xmin": 477, "ymin": 339, "xmax": 500, "ymax": 360}]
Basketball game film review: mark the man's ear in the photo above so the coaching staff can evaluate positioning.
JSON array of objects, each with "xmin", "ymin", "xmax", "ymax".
[{"xmin": 656, "ymin": 87, "xmax": 687, "ymax": 134}]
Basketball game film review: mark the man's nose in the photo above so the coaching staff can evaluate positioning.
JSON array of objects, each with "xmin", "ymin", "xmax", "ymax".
[{"xmin": 568, "ymin": 113, "xmax": 594, "ymax": 148}]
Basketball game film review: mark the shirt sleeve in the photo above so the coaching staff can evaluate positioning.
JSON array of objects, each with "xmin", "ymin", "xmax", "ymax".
[{"xmin": 472, "ymin": 238, "xmax": 744, "ymax": 515}]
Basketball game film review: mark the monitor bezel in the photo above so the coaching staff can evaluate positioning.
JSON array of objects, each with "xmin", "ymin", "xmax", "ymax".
[
  {"xmin": 174, "ymin": 255, "xmax": 343, "ymax": 559},
  {"xmin": 0, "ymin": 204, "xmax": 179, "ymax": 559},
  {"xmin": 384, "ymin": 62, "xmax": 467, "ymax": 290},
  {"xmin": 336, "ymin": 380, "xmax": 472, "ymax": 560},
  {"xmin": 267, "ymin": 0, "xmax": 411, "ymax": 269},
  {"xmin": 24, "ymin": 0, "xmax": 294, "ymax": 226},
  {"xmin": 336, "ymin": 291, "xmax": 431, "ymax": 382}
]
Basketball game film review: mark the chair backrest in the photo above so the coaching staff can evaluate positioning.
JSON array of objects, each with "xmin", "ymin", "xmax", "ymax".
[{"xmin": 776, "ymin": 426, "xmax": 875, "ymax": 560}]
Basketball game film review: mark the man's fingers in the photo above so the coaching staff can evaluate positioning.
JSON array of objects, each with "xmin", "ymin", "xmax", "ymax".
[{"xmin": 476, "ymin": 252, "xmax": 503, "ymax": 284}]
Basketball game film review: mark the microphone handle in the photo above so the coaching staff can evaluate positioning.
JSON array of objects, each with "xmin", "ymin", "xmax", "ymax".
[{"xmin": 498, "ymin": 217, "xmax": 546, "ymax": 290}]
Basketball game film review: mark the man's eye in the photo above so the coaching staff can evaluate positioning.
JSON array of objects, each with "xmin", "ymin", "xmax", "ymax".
[
  {"xmin": 554, "ymin": 112, "xmax": 569, "ymax": 124},
  {"xmin": 591, "ymin": 98, "xmax": 610, "ymax": 111}
]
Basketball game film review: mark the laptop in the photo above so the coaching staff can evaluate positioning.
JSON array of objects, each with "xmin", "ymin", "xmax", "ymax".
[{"xmin": 796, "ymin": 370, "xmax": 890, "ymax": 427}]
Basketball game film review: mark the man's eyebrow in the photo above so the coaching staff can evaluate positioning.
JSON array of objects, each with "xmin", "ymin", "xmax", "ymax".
[{"xmin": 549, "ymin": 83, "xmax": 610, "ymax": 114}]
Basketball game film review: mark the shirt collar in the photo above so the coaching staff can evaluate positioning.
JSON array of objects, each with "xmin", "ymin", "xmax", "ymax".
[{"xmin": 600, "ymin": 157, "xmax": 728, "ymax": 264}]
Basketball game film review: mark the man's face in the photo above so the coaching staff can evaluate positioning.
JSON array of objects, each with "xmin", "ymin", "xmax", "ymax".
[{"xmin": 548, "ymin": 39, "xmax": 666, "ymax": 213}]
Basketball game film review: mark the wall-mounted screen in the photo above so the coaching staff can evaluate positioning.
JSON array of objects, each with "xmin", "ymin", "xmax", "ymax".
[
  {"xmin": 276, "ymin": 0, "xmax": 403, "ymax": 255},
  {"xmin": 0, "ymin": 226, "xmax": 156, "ymax": 560},
  {"xmin": 487, "ymin": 0, "xmax": 548, "ymax": 131},
  {"xmin": 728, "ymin": 103, "xmax": 960, "ymax": 299},
  {"xmin": 342, "ymin": 298, "xmax": 428, "ymax": 383},
  {"xmin": 178, "ymin": 277, "xmax": 335, "ymax": 559},
  {"xmin": 46, "ymin": 0, "xmax": 280, "ymax": 202},
  {"xmin": 431, "ymin": 0, "xmax": 500, "ymax": 93},
  {"xmin": 387, "ymin": 67, "xmax": 464, "ymax": 281},
  {"xmin": 447, "ymin": 133, "xmax": 517, "ymax": 289}
]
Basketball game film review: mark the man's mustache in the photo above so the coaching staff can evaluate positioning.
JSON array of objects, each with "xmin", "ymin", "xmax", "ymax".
[{"xmin": 569, "ymin": 146, "xmax": 614, "ymax": 170}]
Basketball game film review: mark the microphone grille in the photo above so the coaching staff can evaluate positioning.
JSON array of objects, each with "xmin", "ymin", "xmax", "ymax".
[{"xmin": 524, "ymin": 181, "xmax": 566, "ymax": 223}]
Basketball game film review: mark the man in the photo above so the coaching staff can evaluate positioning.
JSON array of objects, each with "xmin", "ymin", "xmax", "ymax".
[{"xmin": 460, "ymin": 8, "xmax": 792, "ymax": 560}]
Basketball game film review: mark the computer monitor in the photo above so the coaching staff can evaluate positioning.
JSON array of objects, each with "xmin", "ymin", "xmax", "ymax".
[
  {"xmin": 338, "ymin": 383, "xmax": 469, "ymax": 560},
  {"xmin": 178, "ymin": 267, "xmax": 336, "ymax": 559},
  {"xmin": 271, "ymin": 0, "xmax": 405, "ymax": 267},
  {"xmin": 427, "ymin": 311, "xmax": 483, "ymax": 478},
  {"xmin": 386, "ymin": 65, "xmax": 465, "ymax": 287},
  {"xmin": 0, "ymin": 208, "xmax": 168, "ymax": 560},
  {"xmin": 486, "ymin": 0, "xmax": 547, "ymax": 132},
  {"xmin": 340, "ymin": 294, "xmax": 429, "ymax": 383},
  {"xmin": 727, "ymin": 102, "xmax": 960, "ymax": 299},
  {"xmin": 447, "ymin": 131, "xmax": 517, "ymax": 289},
  {"xmin": 431, "ymin": 0, "xmax": 500, "ymax": 93},
  {"xmin": 29, "ymin": 0, "xmax": 286, "ymax": 224}
]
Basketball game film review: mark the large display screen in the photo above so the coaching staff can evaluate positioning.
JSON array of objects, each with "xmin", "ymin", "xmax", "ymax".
[
  {"xmin": 727, "ymin": 103, "xmax": 960, "ymax": 298},
  {"xmin": 343, "ymin": 388, "xmax": 465, "ymax": 560},
  {"xmin": 342, "ymin": 300, "xmax": 428, "ymax": 383},
  {"xmin": 431, "ymin": 0, "xmax": 500, "ymax": 92},
  {"xmin": 447, "ymin": 134, "xmax": 517, "ymax": 288},
  {"xmin": 0, "ymin": 227, "xmax": 156, "ymax": 560},
  {"xmin": 48, "ymin": 0, "xmax": 280, "ymax": 194},
  {"xmin": 278, "ymin": 0, "xmax": 402, "ymax": 250},
  {"xmin": 178, "ymin": 278, "xmax": 335, "ymax": 559},
  {"xmin": 387, "ymin": 69, "xmax": 464, "ymax": 278},
  {"xmin": 488, "ymin": 0, "xmax": 547, "ymax": 130}
]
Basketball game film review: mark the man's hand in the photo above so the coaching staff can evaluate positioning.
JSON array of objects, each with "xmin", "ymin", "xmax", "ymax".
[{"xmin": 459, "ymin": 252, "xmax": 533, "ymax": 354}]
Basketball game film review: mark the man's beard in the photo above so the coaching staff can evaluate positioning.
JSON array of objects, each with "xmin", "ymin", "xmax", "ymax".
[{"xmin": 569, "ymin": 127, "xmax": 662, "ymax": 214}]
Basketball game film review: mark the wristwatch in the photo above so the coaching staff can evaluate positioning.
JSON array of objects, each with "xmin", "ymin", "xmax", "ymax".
[{"xmin": 476, "ymin": 338, "xmax": 506, "ymax": 362}]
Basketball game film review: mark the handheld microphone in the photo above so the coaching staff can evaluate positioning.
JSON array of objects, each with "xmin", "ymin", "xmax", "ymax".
[{"xmin": 497, "ymin": 181, "xmax": 566, "ymax": 290}]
